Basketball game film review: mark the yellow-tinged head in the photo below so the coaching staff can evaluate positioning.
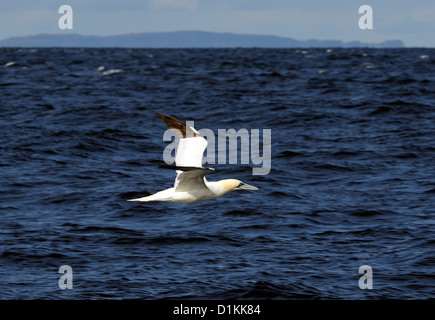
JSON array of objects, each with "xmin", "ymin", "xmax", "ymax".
[{"xmin": 220, "ymin": 179, "xmax": 259, "ymax": 193}]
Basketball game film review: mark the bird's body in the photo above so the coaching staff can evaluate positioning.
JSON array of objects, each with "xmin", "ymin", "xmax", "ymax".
[
  {"xmin": 136, "ymin": 179, "xmax": 239, "ymax": 204},
  {"xmin": 128, "ymin": 114, "xmax": 258, "ymax": 204}
]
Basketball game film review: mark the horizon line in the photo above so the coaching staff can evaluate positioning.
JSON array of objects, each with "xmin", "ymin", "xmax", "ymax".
[{"xmin": 1, "ymin": 30, "xmax": 433, "ymax": 48}]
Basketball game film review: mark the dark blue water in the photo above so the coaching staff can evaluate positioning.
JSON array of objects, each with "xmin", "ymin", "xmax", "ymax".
[{"xmin": 0, "ymin": 48, "xmax": 434, "ymax": 299}]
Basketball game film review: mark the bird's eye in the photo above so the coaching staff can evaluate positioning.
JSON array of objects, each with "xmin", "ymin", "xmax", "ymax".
[{"xmin": 238, "ymin": 182, "xmax": 244, "ymax": 187}]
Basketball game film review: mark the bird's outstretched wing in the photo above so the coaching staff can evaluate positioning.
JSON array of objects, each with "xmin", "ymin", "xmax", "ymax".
[
  {"xmin": 157, "ymin": 113, "xmax": 208, "ymax": 168},
  {"xmin": 157, "ymin": 114, "xmax": 214, "ymax": 192}
]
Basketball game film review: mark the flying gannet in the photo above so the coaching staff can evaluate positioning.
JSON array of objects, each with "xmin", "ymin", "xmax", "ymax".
[{"xmin": 128, "ymin": 114, "xmax": 259, "ymax": 204}]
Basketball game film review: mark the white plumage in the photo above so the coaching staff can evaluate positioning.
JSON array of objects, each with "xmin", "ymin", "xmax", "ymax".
[{"xmin": 128, "ymin": 114, "xmax": 259, "ymax": 204}]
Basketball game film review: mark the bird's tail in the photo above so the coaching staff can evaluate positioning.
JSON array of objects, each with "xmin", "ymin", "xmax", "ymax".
[
  {"xmin": 127, "ymin": 189, "xmax": 173, "ymax": 202},
  {"xmin": 127, "ymin": 195, "xmax": 158, "ymax": 202}
]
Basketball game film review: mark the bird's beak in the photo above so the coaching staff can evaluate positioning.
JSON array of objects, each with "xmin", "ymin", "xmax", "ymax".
[{"xmin": 238, "ymin": 183, "xmax": 259, "ymax": 191}]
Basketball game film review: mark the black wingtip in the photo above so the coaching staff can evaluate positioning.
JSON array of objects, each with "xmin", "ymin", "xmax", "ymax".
[{"xmin": 156, "ymin": 114, "xmax": 201, "ymax": 139}]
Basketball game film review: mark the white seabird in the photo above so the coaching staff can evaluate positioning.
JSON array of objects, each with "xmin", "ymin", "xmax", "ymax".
[{"xmin": 128, "ymin": 114, "xmax": 259, "ymax": 204}]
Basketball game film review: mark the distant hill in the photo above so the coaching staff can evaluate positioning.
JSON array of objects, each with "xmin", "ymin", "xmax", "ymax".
[{"xmin": 0, "ymin": 31, "xmax": 404, "ymax": 48}]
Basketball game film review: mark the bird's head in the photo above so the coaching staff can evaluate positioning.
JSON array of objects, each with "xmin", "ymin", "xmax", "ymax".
[{"xmin": 220, "ymin": 179, "xmax": 259, "ymax": 193}]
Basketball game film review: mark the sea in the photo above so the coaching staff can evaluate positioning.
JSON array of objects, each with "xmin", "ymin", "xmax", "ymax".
[{"xmin": 0, "ymin": 47, "xmax": 434, "ymax": 300}]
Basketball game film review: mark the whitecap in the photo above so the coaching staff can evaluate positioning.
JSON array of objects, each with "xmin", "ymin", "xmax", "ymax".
[{"xmin": 101, "ymin": 69, "xmax": 123, "ymax": 76}]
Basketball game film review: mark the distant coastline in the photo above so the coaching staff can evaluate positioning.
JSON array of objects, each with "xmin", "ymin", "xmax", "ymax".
[{"xmin": 0, "ymin": 30, "xmax": 404, "ymax": 48}]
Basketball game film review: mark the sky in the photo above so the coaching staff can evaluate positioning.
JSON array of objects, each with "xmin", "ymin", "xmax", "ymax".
[{"xmin": 0, "ymin": 0, "xmax": 434, "ymax": 47}]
